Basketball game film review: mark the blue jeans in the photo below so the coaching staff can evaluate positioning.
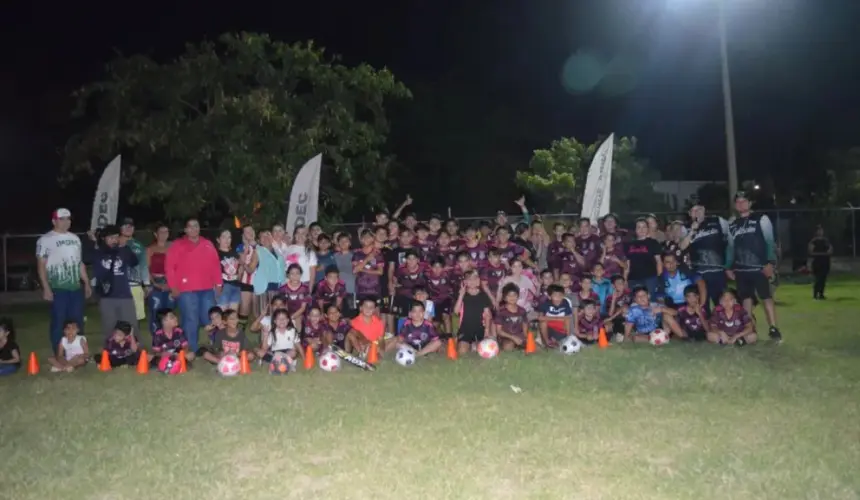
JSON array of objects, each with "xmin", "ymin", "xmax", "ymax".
[
  {"xmin": 216, "ymin": 282, "xmax": 242, "ymax": 307},
  {"xmin": 177, "ymin": 290, "xmax": 215, "ymax": 352},
  {"xmin": 0, "ymin": 365, "xmax": 19, "ymax": 376},
  {"xmin": 147, "ymin": 289, "xmax": 175, "ymax": 335},
  {"xmin": 50, "ymin": 289, "xmax": 85, "ymax": 353},
  {"xmin": 628, "ymin": 277, "xmax": 660, "ymax": 297}
]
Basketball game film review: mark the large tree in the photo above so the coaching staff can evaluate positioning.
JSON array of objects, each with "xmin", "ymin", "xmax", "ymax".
[
  {"xmin": 63, "ymin": 32, "xmax": 411, "ymax": 226},
  {"xmin": 517, "ymin": 135, "xmax": 671, "ymax": 215}
]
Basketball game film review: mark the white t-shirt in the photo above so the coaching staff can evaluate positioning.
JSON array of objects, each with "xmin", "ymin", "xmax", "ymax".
[
  {"xmin": 61, "ymin": 335, "xmax": 86, "ymax": 360},
  {"xmin": 36, "ymin": 231, "xmax": 83, "ymax": 291},
  {"xmin": 268, "ymin": 328, "xmax": 298, "ymax": 352},
  {"xmin": 283, "ymin": 245, "xmax": 318, "ymax": 283}
]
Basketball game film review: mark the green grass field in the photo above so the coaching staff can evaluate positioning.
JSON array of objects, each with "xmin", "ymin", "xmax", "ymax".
[{"xmin": 2, "ymin": 280, "xmax": 859, "ymax": 500}]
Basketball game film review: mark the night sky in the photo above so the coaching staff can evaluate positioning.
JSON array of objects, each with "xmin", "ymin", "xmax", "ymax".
[{"xmin": 1, "ymin": 0, "xmax": 858, "ymax": 232}]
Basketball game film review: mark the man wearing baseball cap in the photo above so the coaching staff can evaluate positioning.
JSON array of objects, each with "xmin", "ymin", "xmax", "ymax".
[
  {"xmin": 726, "ymin": 191, "xmax": 783, "ymax": 342},
  {"xmin": 36, "ymin": 208, "xmax": 92, "ymax": 353},
  {"xmin": 679, "ymin": 198, "xmax": 730, "ymax": 310}
]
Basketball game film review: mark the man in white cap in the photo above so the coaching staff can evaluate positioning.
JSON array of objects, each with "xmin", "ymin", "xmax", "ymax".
[{"xmin": 36, "ymin": 208, "xmax": 92, "ymax": 352}]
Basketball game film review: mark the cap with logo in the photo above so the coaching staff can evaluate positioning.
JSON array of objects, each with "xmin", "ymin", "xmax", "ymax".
[
  {"xmin": 120, "ymin": 217, "xmax": 135, "ymax": 227},
  {"xmin": 52, "ymin": 208, "xmax": 72, "ymax": 221},
  {"xmin": 734, "ymin": 191, "xmax": 749, "ymax": 201}
]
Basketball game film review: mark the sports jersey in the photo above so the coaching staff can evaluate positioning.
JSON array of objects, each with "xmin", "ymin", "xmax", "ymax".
[
  {"xmin": 661, "ymin": 270, "xmax": 701, "ymax": 305},
  {"xmin": 280, "ymin": 282, "xmax": 311, "ymax": 315},
  {"xmin": 314, "ymin": 279, "xmax": 347, "ymax": 305},
  {"xmin": 462, "ymin": 242, "xmax": 488, "ymax": 267},
  {"xmin": 727, "ymin": 213, "xmax": 777, "ymax": 272},
  {"xmin": 687, "ymin": 215, "xmax": 730, "ymax": 274},
  {"xmin": 677, "ymin": 305, "xmax": 707, "ymax": 333},
  {"xmin": 212, "ymin": 329, "xmax": 247, "ymax": 354},
  {"xmin": 352, "ymin": 249, "xmax": 384, "ymax": 296},
  {"xmin": 425, "ymin": 269, "xmax": 452, "ymax": 301},
  {"xmin": 709, "ymin": 304, "xmax": 752, "ymax": 334},
  {"xmin": 398, "ymin": 320, "xmax": 439, "ymax": 349},
  {"xmin": 494, "ymin": 305, "xmax": 529, "ymax": 338},
  {"xmin": 625, "ymin": 303, "xmax": 659, "ymax": 334},
  {"xmin": 152, "ymin": 328, "xmax": 188, "ymax": 353},
  {"xmin": 577, "ymin": 313, "xmax": 602, "ymax": 337},
  {"xmin": 395, "ymin": 264, "xmax": 427, "ymax": 297},
  {"xmin": 481, "ymin": 263, "xmax": 507, "ymax": 295},
  {"xmin": 325, "ymin": 320, "xmax": 352, "ymax": 347},
  {"xmin": 104, "ymin": 337, "xmax": 136, "ymax": 359}
]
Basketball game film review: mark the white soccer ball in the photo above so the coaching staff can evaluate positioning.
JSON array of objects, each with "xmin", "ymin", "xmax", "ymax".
[
  {"xmin": 477, "ymin": 338, "xmax": 499, "ymax": 359},
  {"xmin": 318, "ymin": 350, "xmax": 342, "ymax": 372},
  {"xmin": 395, "ymin": 347, "xmax": 416, "ymax": 367},
  {"xmin": 560, "ymin": 336, "xmax": 583, "ymax": 355},
  {"xmin": 649, "ymin": 328, "xmax": 670, "ymax": 346},
  {"xmin": 218, "ymin": 353, "xmax": 241, "ymax": 376}
]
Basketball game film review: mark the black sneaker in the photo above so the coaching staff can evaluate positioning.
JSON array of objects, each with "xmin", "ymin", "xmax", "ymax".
[{"xmin": 768, "ymin": 326, "xmax": 783, "ymax": 343}]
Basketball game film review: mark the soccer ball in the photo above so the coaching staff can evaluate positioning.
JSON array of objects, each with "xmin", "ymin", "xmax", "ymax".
[
  {"xmin": 218, "ymin": 353, "xmax": 241, "ymax": 376},
  {"xmin": 477, "ymin": 338, "xmax": 499, "ymax": 359},
  {"xmin": 157, "ymin": 355, "xmax": 182, "ymax": 375},
  {"xmin": 560, "ymin": 336, "xmax": 583, "ymax": 355},
  {"xmin": 395, "ymin": 347, "xmax": 416, "ymax": 367},
  {"xmin": 649, "ymin": 329, "xmax": 670, "ymax": 346},
  {"xmin": 318, "ymin": 351, "xmax": 342, "ymax": 372},
  {"xmin": 268, "ymin": 352, "xmax": 291, "ymax": 375}
]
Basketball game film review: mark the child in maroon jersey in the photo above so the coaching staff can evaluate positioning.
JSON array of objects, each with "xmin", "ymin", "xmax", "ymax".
[
  {"xmin": 559, "ymin": 271, "xmax": 581, "ymax": 297},
  {"xmin": 445, "ymin": 218, "xmax": 463, "ymax": 246},
  {"xmin": 605, "ymin": 275, "xmax": 632, "ymax": 340},
  {"xmin": 481, "ymin": 248, "xmax": 507, "ymax": 298},
  {"xmin": 677, "ymin": 285, "xmax": 709, "ymax": 341},
  {"xmin": 435, "ymin": 231, "xmax": 459, "ymax": 268},
  {"xmin": 575, "ymin": 217, "xmax": 601, "ymax": 269},
  {"xmin": 600, "ymin": 233, "xmax": 627, "ymax": 278},
  {"xmin": 575, "ymin": 299, "xmax": 602, "ymax": 344},
  {"xmin": 427, "ymin": 214, "xmax": 443, "ymax": 242},
  {"xmin": 386, "ymin": 220, "xmax": 400, "ymax": 247},
  {"xmin": 323, "ymin": 304, "xmax": 352, "ymax": 349},
  {"xmin": 152, "ymin": 309, "xmax": 194, "ymax": 364},
  {"xmin": 352, "ymin": 230, "xmax": 385, "ymax": 305},
  {"xmin": 535, "ymin": 269, "xmax": 555, "ymax": 310},
  {"xmin": 314, "ymin": 265, "xmax": 347, "ymax": 311},
  {"xmin": 493, "ymin": 284, "xmax": 530, "ymax": 351},
  {"xmin": 301, "ymin": 305, "xmax": 329, "ymax": 353},
  {"xmin": 552, "ymin": 233, "xmax": 586, "ymax": 281},
  {"xmin": 414, "ymin": 224, "xmax": 435, "ymax": 262},
  {"xmin": 571, "ymin": 275, "xmax": 601, "ymax": 308},
  {"xmin": 494, "ymin": 226, "xmax": 533, "ymax": 268},
  {"xmin": 425, "ymin": 258, "xmax": 453, "ymax": 333},
  {"xmin": 600, "ymin": 213, "xmax": 627, "ymax": 250},
  {"xmin": 95, "ymin": 321, "xmax": 141, "ymax": 368},
  {"xmin": 478, "ymin": 220, "xmax": 493, "ymax": 243},
  {"xmin": 392, "ymin": 250, "xmax": 427, "ymax": 317},
  {"xmin": 450, "ymin": 251, "xmax": 478, "ymax": 293},
  {"xmin": 462, "ymin": 225, "xmax": 489, "ymax": 268},
  {"xmin": 280, "ymin": 263, "xmax": 311, "ymax": 328},
  {"xmin": 708, "ymin": 289, "xmax": 756, "ymax": 345},
  {"xmin": 397, "ymin": 301, "xmax": 443, "ymax": 356},
  {"xmin": 547, "ymin": 222, "xmax": 566, "ymax": 262}
]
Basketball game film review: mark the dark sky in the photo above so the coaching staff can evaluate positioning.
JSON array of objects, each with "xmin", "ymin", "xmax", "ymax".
[{"xmin": 1, "ymin": 0, "xmax": 859, "ymax": 232}]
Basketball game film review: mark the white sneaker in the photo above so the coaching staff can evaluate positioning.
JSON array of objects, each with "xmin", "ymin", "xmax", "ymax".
[
  {"xmin": 613, "ymin": 333, "xmax": 625, "ymax": 344},
  {"xmin": 51, "ymin": 366, "xmax": 63, "ymax": 373}
]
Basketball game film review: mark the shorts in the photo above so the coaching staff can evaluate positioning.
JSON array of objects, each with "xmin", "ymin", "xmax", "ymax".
[
  {"xmin": 390, "ymin": 294, "xmax": 414, "ymax": 317},
  {"xmin": 457, "ymin": 325, "xmax": 485, "ymax": 344},
  {"xmin": 548, "ymin": 328, "xmax": 567, "ymax": 342},
  {"xmin": 130, "ymin": 284, "xmax": 146, "ymax": 321},
  {"xmin": 262, "ymin": 349, "xmax": 295, "ymax": 362},
  {"xmin": 401, "ymin": 337, "xmax": 438, "ymax": 351},
  {"xmin": 239, "ymin": 282, "xmax": 254, "ymax": 293},
  {"xmin": 735, "ymin": 271, "xmax": 772, "ymax": 301},
  {"xmin": 684, "ymin": 328, "xmax": 708, "ymax": 342},
  {"xmin": 433, "ymin": 298, "xmax": 452, "ymax": 316},
  {"xmin": 217, "ymin": 283, "xmax": 242, "ymax": 307}
]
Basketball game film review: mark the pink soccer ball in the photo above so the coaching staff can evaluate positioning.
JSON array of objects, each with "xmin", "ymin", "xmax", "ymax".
[
  {"xmin": 477, "ymin": 338, "xmax": 499, "ymax": 359},
  {"xmin": 649, "ymin": 328, "xmax": 670, "ymax": 346},
  {"xmin": 217, "ymin": 354, "xmax": 241, "ymax": 377},
  {"xmin": 318, "ymin": 351, "xmax": 342, "ymax": 372},
  {"xmin": 157, "ymin": 355, "xmax": 182, "ymax": 375}
]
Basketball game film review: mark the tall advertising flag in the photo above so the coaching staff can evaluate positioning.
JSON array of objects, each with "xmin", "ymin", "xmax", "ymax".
[
  {"xmin": 90, "ymin": 155, "xmax": 121, "ymax": 231},
  {"xmin": 285, "ymin": 154, "xmax": 322, "ymax": 235},
  {"xmin": 580, "ymin": 134, "xmax": 614, "ymax": 224}
]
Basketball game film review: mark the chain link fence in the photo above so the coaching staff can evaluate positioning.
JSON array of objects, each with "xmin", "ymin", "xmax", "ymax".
[{"xmin": 3, "ymin": 208, "xmax": 857, "ymax": 291}]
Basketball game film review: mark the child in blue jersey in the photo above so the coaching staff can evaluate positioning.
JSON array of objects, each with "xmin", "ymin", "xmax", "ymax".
[
  {"xmin": 590, "ymin": 262, "xmax": 613, "ymax": 315},
  {"xmin": 537, "ymin": 284, "xmax": 573, "ymax": 346},
  {"xmin": 396, "ymin": 301, "xmax": 442, "ymax": 357},
  {"xmin": 624, "ymin": 286, "xmax": 686, "ymax": 343}
]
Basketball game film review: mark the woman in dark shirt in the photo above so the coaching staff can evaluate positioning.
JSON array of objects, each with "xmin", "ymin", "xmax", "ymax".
[
  {"xmin": 808, "ymin": 226, "xmax": 833, "ymax": 300},
  {"xmin": 624, "ymin": 218, "xmax": 663, "ymax": 295}
]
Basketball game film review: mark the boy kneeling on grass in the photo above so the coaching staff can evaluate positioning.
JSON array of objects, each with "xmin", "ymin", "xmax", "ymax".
[
  {"xmin": 94, "ymin": 320, "xmax": 140, "ymax": 368},
  {"xmin": 199, "ymin": 309, "xmax": 255, "ymax": 364},
  {"xmin": 537, "ymin": 284, "xmax": 573, "ymax": 347},
  {"xmin": 396, "ymin": 301, "xmax": 442, "ymax": 357},
  {"xmin": 623, "ymin": 287, "xmax": 687, "ymax": 343},
  {"xmin": 47, "ymin": 319, "xmax": 88, "ymax": 372}
]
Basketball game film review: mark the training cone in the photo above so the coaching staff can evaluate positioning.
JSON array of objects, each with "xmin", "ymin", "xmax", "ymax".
[
  {"xmin": 98, "ymin": 351, "xmax": 112, "ymax": 372},
  {"xmin": 525, "ymin": 331, "xmax": 536, "ymax": 354},
  {"xmin": 303, "ymin": 345, "xmax": 315, "ymax": 370},
  {"xmin": 240, "ymin": 350, "xmax": 251, "ymax": 374},
  {"xmin": 367, "ymin": 341, "xmax": 379, "ymax": 365},
  {"xmin": 598, "ymin": 327, "xmax": 610, "ymax": 349},
  {"xmin": 27, "ymin": 352, "xmax": 39, "ymax": 375},
  {"xmin": 447, "ymin": 337, "xmax": 458, "ymax": 360},
  {"xmin": 136, "ymin": 350, "xmax": 149, "ymax": 374},
  {"xmin": 178, "ymin": 350, "xmax": 188, "ymax": 374}
]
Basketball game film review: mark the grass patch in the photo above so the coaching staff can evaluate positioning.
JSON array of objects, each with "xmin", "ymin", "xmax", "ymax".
[{"xmin": 2, "ymin": 280, "xmax": 860, "ymax": 499}]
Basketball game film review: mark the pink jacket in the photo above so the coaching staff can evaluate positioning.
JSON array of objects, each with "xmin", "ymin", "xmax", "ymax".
[{"xmin": 166, "ymin": 237, "xmax": 222, "ymax": 293}]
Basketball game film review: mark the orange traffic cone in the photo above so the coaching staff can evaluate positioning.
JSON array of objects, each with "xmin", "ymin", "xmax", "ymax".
[
  {"xmin": 27, "ymin": 352, "xmax": 39, "ymax": 375},
  {"xmin": 597, "ymin": 327, "xmax": 610, "ymax": 349},
  {"xmin": 177, "ymin": 350, "xmax": 188, "ymax": 374},
  {"xmin": 367, "ymin": 341, "xmax": 379, "ymax": 365},
  {"xmin": 98, "ymin": 351, "xmax": 112, "ymax": 372},
  {"xmin": 136, "ymin": 350, "xmax": 149, "ymax": 374},
  {"xmin": 303, "ymin": 345, "xmax": 315, "ymax": 370},
  {"xmin": 240, "ymin": 350, "xmax": 251, "ymax": 374},
  {"xmin": 524, "ymin": 331, "xmax": 536, "ymax": 354},
  {"xmin": 447, "ymin": 337, "xmax": 458, "ymax": 360}
]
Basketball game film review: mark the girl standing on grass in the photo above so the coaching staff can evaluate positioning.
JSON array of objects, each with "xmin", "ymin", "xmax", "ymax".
[
  {"xmin": 281, "ymin": 264, "xmax": 311, "ymax": 329},
  {"xmin": 454, "ymin": 270, "xmax": 494, "ymax": 355},
  {"xmin": 47, "ymin": 320, "xmax": 89, "ymax": 372},
  {"xmin": 215, "ymin": 229, "xmax": 242, "ymax": 311},
  {"xmin": 94, "ymin": 321, "xmax": 140, "ymax": 368},
  {"xmin": 256, "ymin": 308, "xmax": 299, "ymax": 365},
  {"xmin": 146, "ymin": 223, "xmax": 173, "ymax": 335},
  {"xmin": 0, "ymin": 318, "xmax": 21, "ymax": 376}
]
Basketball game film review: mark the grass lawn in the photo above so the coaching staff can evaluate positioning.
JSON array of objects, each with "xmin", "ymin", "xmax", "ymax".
[{"xmin": 2, "ymin": 280, "xmax": 859, "ymax": 500}]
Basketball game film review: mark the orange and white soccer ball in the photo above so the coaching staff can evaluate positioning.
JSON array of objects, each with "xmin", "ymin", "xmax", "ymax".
[
  {"xmin": 477, "ymin": 338, "xmax": 499, "ymax": 359},
  {"xmin": 217, "ymin": 353, "xmax": 241, "ymax": 376},
  {"xmin": 318, "ymin": 351, "xmax": 341, "ymax": 372},
  {"xmin": 649, "ymin": 329, "xmax": 670, "ymax": 346}
]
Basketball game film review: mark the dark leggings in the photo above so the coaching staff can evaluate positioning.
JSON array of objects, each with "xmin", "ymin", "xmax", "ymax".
[
  {"xmin": 813, "ymin": 264, "xmax": 830, "ymax": 297},
  {"xmin": 0, "ymin": 365, "xmax": 19, "ymax": 376},
  {"xmin": 94, "ymin": 352, "xmax": 140, "ymax": 368}
]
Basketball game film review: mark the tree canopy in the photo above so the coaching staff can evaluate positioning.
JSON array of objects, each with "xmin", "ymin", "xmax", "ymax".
[
  {"xmin": 63, "ymin": 32, "xmax": 411, "ymax": 226},
  {"xmin": 517, "ymin": 135, "xmax": 671, "ymax": 215}
]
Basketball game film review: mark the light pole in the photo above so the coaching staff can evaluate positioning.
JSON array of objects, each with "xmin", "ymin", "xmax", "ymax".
[{"xmin": 717, "ymin": 0, "xmax": 739, "ymax": 207}]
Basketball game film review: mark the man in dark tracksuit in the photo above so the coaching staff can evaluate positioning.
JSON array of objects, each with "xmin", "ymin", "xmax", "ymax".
[
  {"xmin": 681, "ymin": 202, "xmax": 730, "ymax": 311},
  {"xmin": 726, "ymin": 192, "xmax": 783, "ymax": 343}
]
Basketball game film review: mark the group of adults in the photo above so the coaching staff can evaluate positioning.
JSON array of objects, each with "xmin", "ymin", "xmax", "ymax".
[{"xmin": 35, "ymin": 190, "xmax": 790, "ymax": 353}]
